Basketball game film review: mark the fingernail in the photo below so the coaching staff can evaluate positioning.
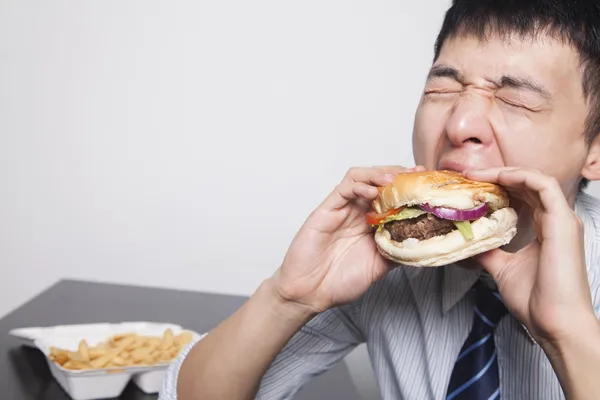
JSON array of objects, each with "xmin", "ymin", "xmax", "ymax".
[{"xmin": 383, "ymin": 173, "xmax": 395, "ymax": 182}]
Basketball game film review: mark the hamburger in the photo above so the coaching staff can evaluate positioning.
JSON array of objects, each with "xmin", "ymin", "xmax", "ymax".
[{"xmin": 367, "ymin": 170, "xmax": 518, "ymax": 267}]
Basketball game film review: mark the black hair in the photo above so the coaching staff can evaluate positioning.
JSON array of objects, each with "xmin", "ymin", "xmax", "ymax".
[{"xmin": 433, "ymin": 0, "xmax": 600, "ymax": 191}]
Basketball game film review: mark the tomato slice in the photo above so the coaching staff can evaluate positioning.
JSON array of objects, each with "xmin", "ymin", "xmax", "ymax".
[{"xmin": 365, "ymin": 207, "xmax": 403, "ymax": 225}]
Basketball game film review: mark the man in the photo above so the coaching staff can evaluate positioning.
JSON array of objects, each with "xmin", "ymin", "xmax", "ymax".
[{"xmin": 161, "ymin": 0, "xmax": 600, "ymax": 398}]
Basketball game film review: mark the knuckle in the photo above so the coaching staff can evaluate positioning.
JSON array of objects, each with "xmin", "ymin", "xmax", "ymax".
[
  {"xmin": 522, "ymin": 167, "xmax": 544, "ymax": 178},
  {"xmin": 527, "ymin": 169, "xmax": 558, "ymax": 187},
  {"xmin": 345, "ymin": 166, "xmax": 360, "ymax": 177}
]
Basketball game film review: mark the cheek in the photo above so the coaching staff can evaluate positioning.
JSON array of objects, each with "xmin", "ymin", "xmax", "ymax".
[
  {"xmin": 412, "ymin": 103, "xmax": 447, "ymax": 168},
  {"xmin": 496, "ymin": 126, "xmax": 587, "ymax": 182},
  {"xmin": 492, "ymin": 108, "xmax": 552, "ymax": 164}
]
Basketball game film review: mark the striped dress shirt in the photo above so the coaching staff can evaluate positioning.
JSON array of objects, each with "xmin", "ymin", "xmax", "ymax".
[{"xmin": 159, "ymin": 192, "xmax": 600, "ymax": 400}]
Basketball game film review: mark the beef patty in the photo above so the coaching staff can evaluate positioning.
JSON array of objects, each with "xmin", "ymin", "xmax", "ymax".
[{"xmin": 385, "ymin": 213, "xmax": 456, "ymax": 241}]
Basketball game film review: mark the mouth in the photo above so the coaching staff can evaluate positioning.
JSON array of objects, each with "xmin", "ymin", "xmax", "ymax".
[
  {"xmin": 437, "ymin": 157, "xmax": 495, "ymax": 174},
  {"xmin": 437, "ymin": 160, "xmax": 472, "ymax": 174}
]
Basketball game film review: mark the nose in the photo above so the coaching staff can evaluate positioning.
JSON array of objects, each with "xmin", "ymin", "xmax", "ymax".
[{"xmin": 445, "ymin": 92, "xmax": 494, "ymax": 147}]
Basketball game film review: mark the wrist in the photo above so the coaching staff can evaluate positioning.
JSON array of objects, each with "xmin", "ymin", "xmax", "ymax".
[
  {"xmin": 538, "ymin": 312, "xmax": 600, "ymax": 355},
  {"xmin": 259, "ymin": 276, "xmax": 318, "ymax": 329},
  {"xmin": 538, "ymin": 313, "xmax": 600, "ymax": 399},
  {"xmin": 538, "ymin": 314, "xmax": 600, "ymax": 358}
]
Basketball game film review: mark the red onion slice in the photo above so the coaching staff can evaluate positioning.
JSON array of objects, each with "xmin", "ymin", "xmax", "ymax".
[{"xmin": 421, "ymin": 203, "xmax": 489, "ymax": 221}]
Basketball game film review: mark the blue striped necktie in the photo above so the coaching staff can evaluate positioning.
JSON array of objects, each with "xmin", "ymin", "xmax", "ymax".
[{"xmin": 445, "ymin": 279, "xmax": 508, "ymax": 400}]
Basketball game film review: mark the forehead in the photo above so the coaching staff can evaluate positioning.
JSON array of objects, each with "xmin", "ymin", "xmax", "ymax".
[{"xmin": 433, "ymin": 33, "xmax": 583, "ymax": 96}]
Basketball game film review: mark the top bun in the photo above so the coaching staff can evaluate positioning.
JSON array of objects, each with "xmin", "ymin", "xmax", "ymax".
[{"xmin": 371, "ymin": 170, "xmax": 509, "ymax": 214}]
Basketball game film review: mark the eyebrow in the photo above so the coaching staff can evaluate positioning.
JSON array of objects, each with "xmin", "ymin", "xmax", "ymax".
[
  {"xmin": 427, "ymin": 65, "xmax": 463, "ymax": 81},
  {"xmin": 496, "ymin": 75, "xmax": 552, "ymax": 99},
  {"xmin": 426, "ymin": 64, "xmax": 552, "ymax": 99}
]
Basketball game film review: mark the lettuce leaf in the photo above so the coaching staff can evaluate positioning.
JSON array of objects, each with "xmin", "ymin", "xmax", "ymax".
[
  {"xmin": 379, "ymin": 207, "xmax": 427, "ymax": 224},
  {"xmin": 452, "ymin": 220, "xmax": 474, "ymax": 240}
]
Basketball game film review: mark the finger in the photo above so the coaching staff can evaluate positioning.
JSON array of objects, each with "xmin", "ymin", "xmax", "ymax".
[
  {"xmin": 465, "ymin": 168, "xmax": 570, "ymax": 215},
  {"xmin": 464, "ymin": 167, "xmax": 532, "ymax": 208},
  {"xmin": 323, "ymin": 166, "xmax": 425, "ymax": 211},
  {"xmin": 466, "ymin": 168, "xmax": 538, "ymax": 207},
  {"xmin": 462, "ymin": 167, "xmax": 520, "ymax": 183},
  {"xmin": 337, "ymin": 182, "xmax": 379, "ymax": 204},
  {"xmin": 496, "ymin": 169, "xmax": 570, "ymax": 215}
]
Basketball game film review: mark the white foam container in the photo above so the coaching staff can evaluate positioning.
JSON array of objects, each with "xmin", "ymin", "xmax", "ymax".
[{"xmin": 10, "ymin": 322, "xmax": 205, "ymax": 400}]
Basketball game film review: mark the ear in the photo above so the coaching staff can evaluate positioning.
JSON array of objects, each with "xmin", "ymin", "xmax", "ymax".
[{"xmin": 581, "ymin": 134, "xmax": 600, "ymax": 182}]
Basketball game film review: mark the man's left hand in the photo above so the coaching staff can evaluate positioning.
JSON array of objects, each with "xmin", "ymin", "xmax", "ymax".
[
  {"xmin": 464, "ymin": 168, "xmax": 598, "ymax": 346},
  {"xmin": 464, "ymin": 167, "xmax": 600, "ymax": 399}
]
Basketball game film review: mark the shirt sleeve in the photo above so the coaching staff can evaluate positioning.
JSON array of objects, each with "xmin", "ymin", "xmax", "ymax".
[
  {"xmin": 158, "ymin": 333, "xmax": 206, "ymax": 400},
  {"xmin": 158, "ymin": 304, "xmax": 365, "ymax": 400}
]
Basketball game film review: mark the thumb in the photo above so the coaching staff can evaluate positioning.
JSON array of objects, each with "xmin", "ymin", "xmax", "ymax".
[
  {"xmin": 473, "ymin": 248, "xmax": 511, "ymax": 281},
  {"xmin": 474, "ymin": 242, "xmax": 539, "ymax": 282}
]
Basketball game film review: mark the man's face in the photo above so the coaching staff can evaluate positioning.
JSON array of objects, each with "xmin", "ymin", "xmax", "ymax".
[{"xmin": 412, "ymin": 33, "xmax": 590, "ymax": 201}]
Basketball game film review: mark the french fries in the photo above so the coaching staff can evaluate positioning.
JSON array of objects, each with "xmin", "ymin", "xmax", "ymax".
[{"xmin": 48, "ymin": 329, "xmax": 194, "ymax": 371}]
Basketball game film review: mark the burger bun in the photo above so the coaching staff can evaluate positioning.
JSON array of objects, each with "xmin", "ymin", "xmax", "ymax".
[{"xmin": 372, "ymin": 170, "xmax": 509, "ymax": 213}]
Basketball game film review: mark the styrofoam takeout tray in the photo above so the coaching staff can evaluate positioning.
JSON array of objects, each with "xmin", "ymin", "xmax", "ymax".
[{"xmin": 10, "ymin": 322, "xmax": 206, "ymax": 400}]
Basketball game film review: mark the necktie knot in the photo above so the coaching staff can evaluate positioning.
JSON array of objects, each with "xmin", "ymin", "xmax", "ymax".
[{"xmin": 472, "ymin": 280, "xmax": 508, "ymax": 332}]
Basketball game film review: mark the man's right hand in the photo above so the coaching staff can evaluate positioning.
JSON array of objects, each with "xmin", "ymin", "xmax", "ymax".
[
  {"xmin": 274, "ymin": 165, "xmax": 426, "ymax": 314},
  {"xmin": 174, "ymin": 164, "xmax": 424, "ymax": 400}
]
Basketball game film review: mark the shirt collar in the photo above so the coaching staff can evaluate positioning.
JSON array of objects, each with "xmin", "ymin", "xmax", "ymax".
[
  {"xmin": 403, "ymin": 262, "xmax": 480, "ymax": 314},
  {"xmin": 441, "ymin": 263, "xmax": 481, "ymax": 314}
]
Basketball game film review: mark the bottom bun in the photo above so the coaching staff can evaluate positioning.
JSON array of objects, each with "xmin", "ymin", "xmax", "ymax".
[{"xmin": 374, "ymin": 207, "xmax": 518, "ymax": 267}]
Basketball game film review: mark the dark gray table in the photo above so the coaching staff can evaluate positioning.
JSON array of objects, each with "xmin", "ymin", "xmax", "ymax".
[{"xmin": 0, "ymin": 279, "xmax": 362, "ymax": 400}]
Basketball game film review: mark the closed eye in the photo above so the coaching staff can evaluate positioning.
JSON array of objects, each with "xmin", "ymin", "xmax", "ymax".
[
  {"xmin": 497, "ymin": 97, "xmax": 537, "ymax": 112},
  {"xmin": 424, "ymin": 89, "xmax": 460, "ymax": 96}
]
